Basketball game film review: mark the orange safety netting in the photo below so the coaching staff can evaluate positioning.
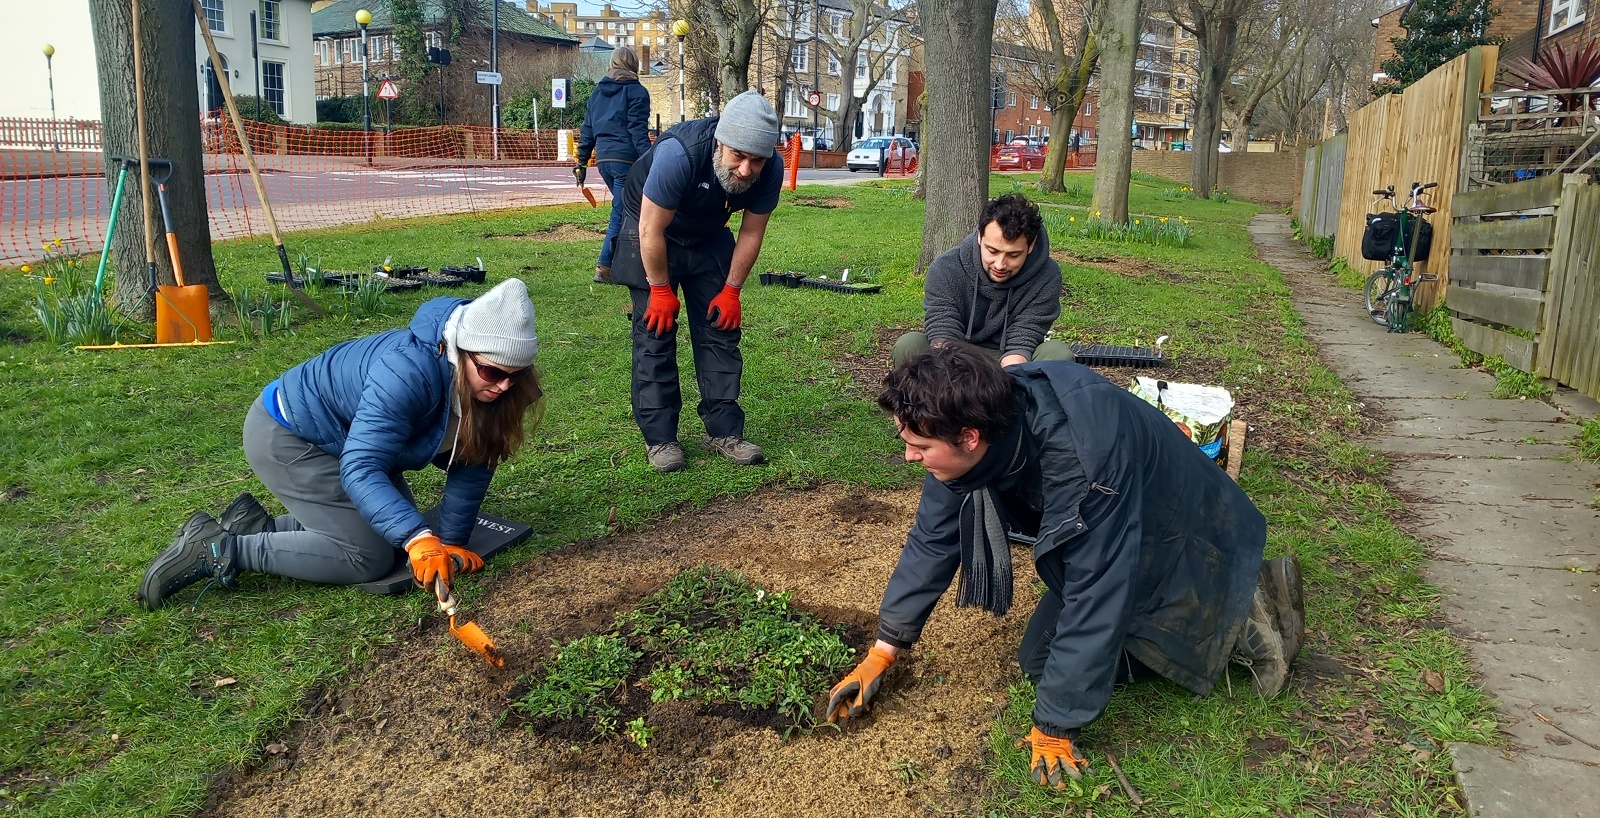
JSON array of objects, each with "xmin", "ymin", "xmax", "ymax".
[{"xmin": 2, "ymin": 114, "xmax": 608, "ymax": 267}]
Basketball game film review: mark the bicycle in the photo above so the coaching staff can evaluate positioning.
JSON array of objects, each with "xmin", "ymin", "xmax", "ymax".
[{"xmin": 1362, "ymin": 181, "xmax": 1439, "ymax": 332}]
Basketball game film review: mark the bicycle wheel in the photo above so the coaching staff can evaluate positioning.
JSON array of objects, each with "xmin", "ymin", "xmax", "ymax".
[
  {"xmin": 1364, "ymin": 269, "xmax": 1400, "ymax": 326},
  {"xmin": 1385, "ymin": 295, "xmax": 1409, "ymax": 332}
]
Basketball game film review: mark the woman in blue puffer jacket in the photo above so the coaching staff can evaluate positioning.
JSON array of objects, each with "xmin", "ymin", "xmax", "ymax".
[
  {"xmin": 138, "ymin": 278, "xmax": 545, "ymax": 610},
  {"xmin": 576, "ymin": 45, "xmax": 651, "ymax": 284}
]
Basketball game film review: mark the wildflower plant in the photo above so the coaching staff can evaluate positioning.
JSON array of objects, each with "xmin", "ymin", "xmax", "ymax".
[{"xmin": 29, "ymin": 239, "xmax": 122, "ymax": 346}]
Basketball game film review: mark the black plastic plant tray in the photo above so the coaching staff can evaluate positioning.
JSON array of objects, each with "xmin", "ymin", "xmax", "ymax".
[
  {"xmin": 441, "ymin": 265, "xmax": 487, "ymax": 284},
  {"xmin": 758, "ymin": 271, "xmax": 879, "ymax": 294},
  {"xmin": 375, "ymin": 265, "xmax": 429, "ymax": 277},
  {"xmin": 408, "ymin": 272, "xmax": 466, "ymax": 287},
  {"xmin": 1071, "ymin": 344, "xmax": 1165, "ymax": 367},
  {"xmin": 323, "ymin": 272, "xmax": 423, "ymax": 291},
  {"xmin": 263, "ymin": 272, "xmax": 319, "ymax": 287}
]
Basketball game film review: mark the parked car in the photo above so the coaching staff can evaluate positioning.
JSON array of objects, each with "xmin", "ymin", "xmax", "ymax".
[
  {"xmin": 788, "ymin": 132, "xmax": 833, "ymax": 152},
  {"xmin": 995, "ymin": 144, "xmax": 1046, "ymax": 171},
  {"xmin": 1008, "ymin": 136, "xmax": 1045, "ymax": 148},
  {"xmin": 846, "ymin": 136, "xmax": 918, "ymax": 171}
]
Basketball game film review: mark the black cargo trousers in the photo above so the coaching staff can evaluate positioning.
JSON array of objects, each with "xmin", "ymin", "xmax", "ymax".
[{"xmin": 611, "ymin": 221, "xmax": 745, "ymax": 447}]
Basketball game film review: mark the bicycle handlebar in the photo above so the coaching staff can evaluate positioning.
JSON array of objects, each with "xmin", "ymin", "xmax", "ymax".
[{"xmin": 1372, "ymin": 188, "xmax": 1393, "ymax": 196}]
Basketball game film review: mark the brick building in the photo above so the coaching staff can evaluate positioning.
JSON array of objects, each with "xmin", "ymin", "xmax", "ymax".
[
  {"xmin": 990, "ymin": 43, "xmax": 1099, "ymax": 145},
  {"xmin": 530, "ymin": 3, "xmax": 673, "ymax": 66},
  {"xmin": 1372, "ymin": 0, "xmax": 1595, "ymax": 82},
  {"xmin": 311, "ymin": 0, "xmax": 578, "ymax": 125}
]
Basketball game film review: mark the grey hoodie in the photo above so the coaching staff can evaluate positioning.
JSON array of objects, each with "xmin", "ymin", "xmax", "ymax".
[{"xmin": 922, "ymin": 228, "xmax": 1063, "ymax": 360}]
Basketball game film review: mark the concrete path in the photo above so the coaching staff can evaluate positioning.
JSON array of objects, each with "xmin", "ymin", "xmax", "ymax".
[{"xmin": 1250, "ymin": 214, "xmax": 1600, "ymax": 817}]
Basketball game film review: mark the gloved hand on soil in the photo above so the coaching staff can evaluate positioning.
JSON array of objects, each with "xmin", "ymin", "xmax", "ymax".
[
  {"xmin": 643, "ymin": 283, "xmax": 681, "ymax": 336},
  {"xmin": 573, "ymin": 163, "xmax": 587, "ymax": 187},
  {"xmin": 405, "ymin": 532, "xmax": 455, "ymax": 588},
  {"xmin": 824, "ymin": 644, "xmax": 896, "ymax": 723},
  {"xmin": 1024, "ymin": 726, "xmax": 1089, "ymax": 788},
  {"xmin": 707, "ymin": 284, "xmax": 742, "ymax": 331}
]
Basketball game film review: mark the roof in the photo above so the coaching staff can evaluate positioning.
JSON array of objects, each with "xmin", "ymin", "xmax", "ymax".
[{"xmin": 313, "ymin": 0, "xmax": 578, "ymax": 44}]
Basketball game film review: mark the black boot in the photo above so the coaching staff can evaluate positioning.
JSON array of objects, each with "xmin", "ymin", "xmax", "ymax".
[
  {"xmin": 1260, "ymin": 555, "xmax": 1305, "ymax": 662},
  {"xmin": 219, "ymin": 491, "xmax": 274, "ymax": 536},
  {"xmin": 1231, "ymin": 584, "xmax": 1290, "ymax": 697},
  {"xmin": 139, "ymin": 511, "xmax": 240, "ymax": 611}
]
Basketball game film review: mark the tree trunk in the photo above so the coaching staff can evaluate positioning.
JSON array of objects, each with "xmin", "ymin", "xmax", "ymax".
[
  {"xmin": 915, "ymin": 0, "xmax": 998, "ymax": 273},
  {"xmin": 1190, "ymin": 13, "xmax": 1238, "ymax": 198},
  {"xmin": 1091, "ymin": 0, "xmax": 1141, "ymax": 223},
  {"xmin": 1039, "ymin": 31, "xmax": 1097, "ymax": 193},
  {"xmin": 1227, "ymin": 106, "xmax": 1252, "ymax": 152},
  {"xmin": 90, "ymin": 0, "xmax": 219, "ymax": 319}
]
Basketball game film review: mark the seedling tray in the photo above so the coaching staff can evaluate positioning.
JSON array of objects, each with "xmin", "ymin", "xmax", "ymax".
[
  {"xmin": 322, "ymin": 271, "xmax": 423, "ymax": 291},
  {"xmin": 1071, "ymin": 344, "xmax": 1164, "ymax": 367},
  {"xmin": 355, "ymin": 509, "xmax": 533, "ymax": 595},
  {"xmin": 407, "ymin": 272, "xmax": 466, "ymax": 287},
  {"xmin": 375, "ymin": 265, "xmax": 429, "ymax": 277},
  {"xmin": 757, "ymin": 271, "xmax": 880, "ymax": 294},
  {"xmin": 262, "ymin": 272, "xmax": 320, "ymax": 287},
  {"xmin": 441, "ymin": 265, "xmax": 488, "ymax": 284}
]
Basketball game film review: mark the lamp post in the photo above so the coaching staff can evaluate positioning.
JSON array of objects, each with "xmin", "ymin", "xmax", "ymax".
[
  {"xmin": 810, "ymin": 0, "xmax": 819, "ymax": 168},
  {"xmin": 42, "ymin": 43, "xmax": 58, "ymax": 151},
  {"xmin": 672, "ymin": 19, "xmax": 689, "ymax": 122},
  {"xmin": 356, "ymin": 9, "xmax": 373, "ymax": 164}
]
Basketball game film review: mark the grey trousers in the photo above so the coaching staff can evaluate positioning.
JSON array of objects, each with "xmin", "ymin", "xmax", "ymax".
[{"xmin": 239, "ymin": 399, "xmax": 406, "ymax": 584}]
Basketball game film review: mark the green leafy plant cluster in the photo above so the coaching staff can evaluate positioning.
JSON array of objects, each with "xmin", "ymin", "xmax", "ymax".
[
  {"xmin": 230, "ymin": 286, "xmax": 295, "ymax": 341},
  {"xmin": 1328, "ymin": 256, "xmax": 1366, "ymax": 289},
  {"xmin": 26, "ymin": 240, "xmax": 122, "ymax": 346},
  {"xmin": 516, "ymin": 566, "xmax": 854, "ymax": 746},
  {"xmin": 1044, "ymin": 212, "xmax": 1194, "ymax": 247},
  {"xmin": 1574, "ymin": 416, "xmax": 1600, "ymax": 462},
  {"xmin": 1307, "ymin": 235, "xmax": 1335, "ymax": 258},
  {"xmin": 1414, "ymin": 305, "xmax": 1550, "ymax": 399}
]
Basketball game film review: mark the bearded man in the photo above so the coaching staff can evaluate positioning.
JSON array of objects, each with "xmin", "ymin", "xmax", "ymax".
[{"xmin": 607, "ymin": 91, "xmax": 785, "ymax": 472}]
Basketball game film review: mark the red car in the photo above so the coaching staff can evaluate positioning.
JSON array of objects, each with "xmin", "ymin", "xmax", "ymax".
[{"xmin": 996, "ymin": 144, "xmax": 1046, "ymax": 170}]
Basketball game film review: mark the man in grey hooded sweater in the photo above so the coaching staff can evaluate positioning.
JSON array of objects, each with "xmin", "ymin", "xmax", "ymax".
[{"xmin": 893, "ymin": 193, "xmax": 1074, "ymax": 368}]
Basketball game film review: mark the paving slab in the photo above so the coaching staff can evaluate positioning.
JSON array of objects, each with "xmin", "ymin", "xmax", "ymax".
[
  {"xmin": 1411, "ymin": 502, "xmax": 1600, "ymax": 568},
  {"xmin": 1449, "ymin": 743, "xmax": 1600, "ymax": 818},
  {"xmin": 1375, "ymin": 436, "xmax": 1569, "ymax": 458},
  {"xmin": 1376, "ymin": 398, "xmax": 1568, "ymax": 423},
  {"xmin": 1391, "ymin": 458, "xmax": 1600, "ymax": 505}
]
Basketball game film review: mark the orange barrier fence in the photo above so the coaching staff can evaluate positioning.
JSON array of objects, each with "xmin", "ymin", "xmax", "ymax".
[
  {"xmin": 0, "ymin": 117, "xmax": 103, "ymax": 152},
  {"xmin": 784, "ymin": 134, "xmax": 801, "ymax": 191}
]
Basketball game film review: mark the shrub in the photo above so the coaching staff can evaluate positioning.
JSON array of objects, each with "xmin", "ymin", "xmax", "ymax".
[
  {"xmin": 316, "ymin": 96, "xmax": 365, "ymax": 124},
  {"xmin": 231, "ymin": 96, "xmax": 286, "ymax": 125}
]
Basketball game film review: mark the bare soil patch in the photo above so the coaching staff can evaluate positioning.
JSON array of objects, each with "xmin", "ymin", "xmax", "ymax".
[
  {"xmin": 200, "ymin": 484, "xmax": 1035, "ymax": 818},
  {"xmin": 790, "ymin": 196, "xmax": 854, "ymax": 209},
  {"xmin": 1053, "ymin": 250, "xmax": 1189, "ymax": 284},
  {"xmin": 830, "ymin": 325, "xmax": 905, "ymax": 397},
  {"xmin": 490, "ymin": 223, "xmax": 605, "ymax": 242}
]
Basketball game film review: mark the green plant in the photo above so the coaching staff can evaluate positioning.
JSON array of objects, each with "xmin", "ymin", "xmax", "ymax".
[
  {"xmin": 1328, "ymin": 257, "xmax": 1366, "ymax": 289},
  {"xmin": 347, "ymin": 276, "xmax": 388, "ymax": 318},
  {"xmin": 515, "ymin": 634, "xmax": 640, "ymax": 736},
  {"xmin": 625, "ymin": 717, "xmax": 657, "ymax": 749},
  {"xmin": 1574, "ymin": 417, "xmax": 1600, "ymax": 462},
  {"xmin": 1308, "ymin": 235, "xmax": 1335, "ymax": 258},
  {"xmin": 1047, "ymin": 212, "xmax": 1194, "ymax": 247},
  {"xmin": 1161, "ymin": 186, "xmax": 1199, "ymax": 200},
  {"xmin": 27, "ymin": 240, "xmax": 122, "ymax": 346},
  {"xmin": 890, "ymin": 757, "xmax": 927, "ymax": 784},
  {"xmin": 232, "ymin": 287, "xmax": 295, "ymax": 340}
]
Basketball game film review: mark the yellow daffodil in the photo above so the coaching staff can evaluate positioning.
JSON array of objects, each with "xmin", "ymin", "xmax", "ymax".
[
  {"xmin": 1135, "ymin": 219, "xmax": 1142, "ymax": 225},
  {"xmin": 69, "ymin": 260, "xmax": 77, "ymax": 266},
  {"xmin": 52, "ymin": 238, "xmax": 63, "ymax": 247},
  {"xmin": 1069, "ymin": 216, "xmax": 1076, "ymax": 222},
  {"xmin": 43, "ymin": 277, "xmax": 57, "ymax": 284},
  {"xmin": 1160, "ymin": 217, "xmax": 1169, "ymax": 223},
  {"xmin": 20, "ymin": 265, "xmax": 32, "ymax": 273}
]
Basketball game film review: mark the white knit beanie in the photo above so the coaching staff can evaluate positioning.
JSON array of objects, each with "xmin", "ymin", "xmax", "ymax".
[{"xmin": 455, "ymin": 278, "xmax": 538, "ymax": 368}]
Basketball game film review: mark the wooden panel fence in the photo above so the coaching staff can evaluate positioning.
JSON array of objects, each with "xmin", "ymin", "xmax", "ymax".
[
  {"xmin": 1296, "ymin": 133, "xmax": 1345, "ymax": 238},
  {"xmin": 1448, "ymin": 173, "xmax": 1600, "ymax": 400},
  {"xmin": 1332, "ymin": 47, "xmax": 1498, "ymax": 311}
]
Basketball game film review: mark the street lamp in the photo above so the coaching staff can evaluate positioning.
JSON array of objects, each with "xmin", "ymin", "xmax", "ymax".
[
  {"xmin": 672, "ymin": 18, "xmax": 689, "ymax": 122},
  {"xmin": 356, "ymin": 9, "xmax": 372, "ymax": 163},
  {"xmin": 42, "ymin": 44, "xmax": 57, "ymax": 123}
]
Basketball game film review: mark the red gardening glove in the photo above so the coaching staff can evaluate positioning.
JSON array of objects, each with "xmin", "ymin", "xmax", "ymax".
[
  {"xmin": 707, "ymin": 284, "xmax": 743, "ymax": 331},
  {"xmin": 643, "ymin": 283, "xmax": 680, "ymax": 336},
  {"xmin": 405, "ymin": 532, "xmax": 454, "ymax": 589},
  {"xmin": 1025, "ymin": 726, "xmax": 1089, "ymax": 788},
  {"xmin": 441, "ymin": 544, "xmax": 484, "ymax": 575},
  {"xmin": 823, "ymin": 644, "xmax": 897, "ymax": 723}
]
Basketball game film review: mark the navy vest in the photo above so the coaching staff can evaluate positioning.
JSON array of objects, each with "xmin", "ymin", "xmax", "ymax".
[{"xmin": 622, "ymin": 117, "xmax": 765, "ymax": 247}]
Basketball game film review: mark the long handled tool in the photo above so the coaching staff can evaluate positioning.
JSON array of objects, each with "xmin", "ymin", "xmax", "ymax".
[
  {"xmin": 130, "ymin": 0, "xmax": 160, "ymax": 305},
  {"xmin": 148, "ymin": 158, "xmax": 215, "ymax": 343},
  {"xmin": 432, "ymin": 575, "xmax": 504, "ymax": 668},
  {"xmin": 191, "ymin": 0, "xmax": 325, "ymax": 316},
  {"xmin": 92, "ymin": 156, "xmax": 138, "ymax": 297}
]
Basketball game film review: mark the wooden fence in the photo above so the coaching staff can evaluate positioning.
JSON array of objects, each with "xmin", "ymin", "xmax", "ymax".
[
  {"xmin": 1297, "ymin": 133, "xmax": 1346, "ymax": 238},
  {"xmin": 1449, "ymin": 173, "xmax": 1600, "ymax": 400},
  {"xmin": 1331, "ymin": 47, "xmax": 1498, "ymax": 311},
  {"xmin": 0, "ymin": 117, "xmax": 102, "ymax": 151}
]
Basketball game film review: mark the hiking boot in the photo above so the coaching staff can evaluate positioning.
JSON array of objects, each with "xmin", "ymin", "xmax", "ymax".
[
  {"xmin": 701, "ymin": 435, "xmax": 765, "ymax": 466},
  {"xmin": 1231, "ymin": 585, "xmax": 1291, "ymax": 697},
  {"xmin": 138, "ymin": 511, "xmax": 240, "ymax": 611},
  {"xmin": 219, "ymin": 491, "xmax": 274, "ymax": 536},
  {"xmin": 1260, "ymin": 555, "xmax": 1305, "ymax": 662},
  {"xmin": 647, "ymin": 441, "xmax": 686, "ymax": 473},
  {"xmin": 593, "ymin": 265, "xmax": 612, "ymax": 284}
]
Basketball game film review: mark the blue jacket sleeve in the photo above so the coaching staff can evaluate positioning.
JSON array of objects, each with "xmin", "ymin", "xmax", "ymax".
[
  {"xmin": 1031, "ymin": 481, "xmax": 1141, "ymax": 737},
  {"xmin": 578, "ymin": 106, "xmax": 595, "ymax": 164},
  {"xmin": 435, "ymin": 462, "xmax": 494, "ymax": 546},
  {"xmin": 628, "ymin": 85, "xmax": 653, "ymax": 158},
  {"xmin": 339, "ymin": 350, "xmax": 438, "ymax": 547},
  {"xmin": 876, "ymin": 473, "xmax": 963, "ymax": 648}
]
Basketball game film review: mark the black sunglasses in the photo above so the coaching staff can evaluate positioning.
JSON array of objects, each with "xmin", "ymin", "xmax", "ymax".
[{"xmin": 469, "ymin": 354, "xmax": 525, "ymax": 385}]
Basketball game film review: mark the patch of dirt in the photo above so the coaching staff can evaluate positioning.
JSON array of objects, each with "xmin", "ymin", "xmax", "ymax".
[
  {"xmin": 830, "ymin": 326, "xmax": 905, "ymax": 397},
  {"xmin": 489, "ymin": 223, "xmax": 605, "ymax": 242},
  {"xmin": 790, "ymin": 196, "xmax": 854, "ymax": 209},
  {"xmin": 1053, "ymin": 251, "xmax": 1188, "ymax": 284},
  {"xmin": 200, "ymin": 485, "xmax": 1033, "ymax": 818}
]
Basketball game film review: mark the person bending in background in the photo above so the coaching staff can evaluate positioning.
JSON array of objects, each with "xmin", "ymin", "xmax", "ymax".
[
  {"xmin": 576, "ymin": 45, "xmax": 652, "ymax": 285},
  {"xmin": 139, "ymin": 279, "xmax": 545, "ymax": 609}
]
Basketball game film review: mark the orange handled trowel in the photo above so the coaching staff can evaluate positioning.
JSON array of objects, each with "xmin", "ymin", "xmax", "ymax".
[{"xmin": 433, "ymin": 575, "xmax": 505, "ymax": 668}]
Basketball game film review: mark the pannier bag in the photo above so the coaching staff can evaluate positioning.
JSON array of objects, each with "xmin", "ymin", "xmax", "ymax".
[{"xmin": 1361, "ymin": 212, "xmax": 1433, "ymax": 262}]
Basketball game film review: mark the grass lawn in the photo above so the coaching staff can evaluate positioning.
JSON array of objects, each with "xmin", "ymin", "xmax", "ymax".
[{"xmin": 0, "ymin": 172, "xmax": 1493, "ymax": 817}]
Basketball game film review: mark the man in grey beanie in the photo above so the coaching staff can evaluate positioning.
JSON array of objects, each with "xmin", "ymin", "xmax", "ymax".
[{"xmin": 605, "ymin": 89, "xmax": 785, "ymax": 473}]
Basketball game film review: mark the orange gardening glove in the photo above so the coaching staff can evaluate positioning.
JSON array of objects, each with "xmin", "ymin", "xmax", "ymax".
[
  {"xmin": 707, "ymin": 284, "xmax": 742, "ymax": 331},
  {"xmin": 1025, "ymin": 726, "xmax": 1089, "ymax": 788},
  {"xmin": 404, "ymin": 532, "xmax": 454, "ymax": 589},
  {"xmin": 643, "ymin": 283, "xmax": 680, "ymax": 336},
  {"xmin": 440, "ymin": 544, "xmax": 484, "ymax": 575},
  {"xmin": 824, "ymin": 644, "xmax": 896, "ymax": 723}
]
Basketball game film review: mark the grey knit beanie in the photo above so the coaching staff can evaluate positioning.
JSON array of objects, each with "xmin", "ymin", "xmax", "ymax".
[
  {"xmin": 456, "ymin": 278, "xmax": 538, "ymax": 368},
  {"xmin": 714, "ymin": 91, "xmax": 780, "ymax": 158}
]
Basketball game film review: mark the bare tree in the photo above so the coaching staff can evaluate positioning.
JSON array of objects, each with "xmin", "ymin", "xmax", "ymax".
[
  {"xmin": 1171, "ymin": 0, "xmax": 1256, "ymax": 197},
  {"xmin": 1091, "ymin": 0, "xmax": 1142, "ymax": 222},
  {"xmin": 916, "ymin": 0, "xmax": 999, "ymax": 273},
  {"xmin": 89, "ymin": 0, "xmax": 219, "ymax": 317},
  {"xmin": 1032, "ymin": 0, "xmax": 1098, "ymax": 192},
  {"xmin": 808, "ymin": 0, "xmax": 912, "ymax": 148},
  {"xmin": 676, "ymin": 0, "xmax": 765, "ymax": 102},
  {"xmin": 1220, "ymin": 0, "xmax": 1310, "ymax": 151}
]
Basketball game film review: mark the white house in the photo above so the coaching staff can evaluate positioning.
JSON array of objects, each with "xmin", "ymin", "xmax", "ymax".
[{"xmin": 196, "ymin": 0, "xmax": 317, "ymax": 124}]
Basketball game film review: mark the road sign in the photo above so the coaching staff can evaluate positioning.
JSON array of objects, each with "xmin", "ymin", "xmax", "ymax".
[
  {"xmin": 377, "ymin": 79, "xmax": 400, "ymax": 101},
  {"xmin": 806, "ymin": 91, "xmax": 822, "ymax": 108},
  {"xmin": 552, "ymin": 78, "xmax": 570, "ymax": 109},
  {"xmin": 475, "ymin": 71, "xmax": 503, "ymax": 86}
]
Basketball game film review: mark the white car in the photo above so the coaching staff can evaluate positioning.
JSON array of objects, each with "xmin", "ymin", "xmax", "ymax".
[{"xmin": 846, "ymin": 136, "xmax": 918, "ymax": 171}]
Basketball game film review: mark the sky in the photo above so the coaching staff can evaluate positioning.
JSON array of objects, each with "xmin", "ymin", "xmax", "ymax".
[{"xmin": 0, "ymin": 2, "xmax": 104, "ymax": 120}]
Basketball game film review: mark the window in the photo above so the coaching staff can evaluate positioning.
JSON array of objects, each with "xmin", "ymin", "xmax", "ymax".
[
  {"xmin": 785, "ymin": 88, "xmax": 805, "ymax": 117},
  {"xmin": 1030, "ymin": 94, "xmax": 1038, "ymax": 109},
  {"xmin": 790, "ymin": 44, "xmax": 808, "ymax": 72},
  {"xmin": 830, "ymin": 13, "xmax": 844, "ymax": 36},
  {"xmin": 259, "ymin": 0, "xmax": 281, "ymax": 40},
  {"xmin": 1175, "ymin": 76, "xmax": 1186, "ymax": 90},
  {"xmin": 1008, "ymin": 91, "xmax": 1017, "ymax": 107},
  {"xmin": 1178, "ymin": 51, "xmax": 1190, "ymax": 64},
  {"xmin": 886, "ymin": 57, "xmax": 896, "ymax": 82},
  {"xmin": 1175, "ymin": 102, "xmax": 1185, "ymax": 116},
  {"xmin": 1550, "ymin": 0, "xmax": 1586, "ymax": 32},
  {"xmin": 262, "ymin": 61, "xmax": 285, "ymax": 115},
  {"xmin": 202, "ymin": 0, "xmax": 226, "ymax": 32},
  {"xmin": 1084, "ymin": 101, "xmax": 1092, "ymax": 115},
  {"xmin": 315, "ymin": 40, "xmax": 328, "ymax": 65},
  {"xmin": 856, "ymin": 55, "xmax": 867, "ymax": 79},
  {"xmin": 828, "ymin": 53, "xmax": 840, "ymax": 75},
  {"xmin": 826, "ymin": 92, "xmax": 840, "ymax": 111},
  {"xmin": 341, "ymin": 39, "xmax": 353, "ymax": 62}
]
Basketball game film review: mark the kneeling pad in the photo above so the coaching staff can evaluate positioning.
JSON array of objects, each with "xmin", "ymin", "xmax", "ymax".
[{"xmin": 355, "ymin": 509, "xmax": 532, "ymax": 595}]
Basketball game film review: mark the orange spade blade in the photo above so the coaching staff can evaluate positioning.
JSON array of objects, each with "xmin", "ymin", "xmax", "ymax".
[
  {"xmin": 581, "ymin": 187, "xmax": 598, "ymax": 208},
  {"xmin": 449, "ymin": 615, "xmax": 505, "ymax": 668}
]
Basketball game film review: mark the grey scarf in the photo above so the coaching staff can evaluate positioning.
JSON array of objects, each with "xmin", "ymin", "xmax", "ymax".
[{"xmin": 955, "ymin": 427, "xmax": 1028, "ymax": 615}]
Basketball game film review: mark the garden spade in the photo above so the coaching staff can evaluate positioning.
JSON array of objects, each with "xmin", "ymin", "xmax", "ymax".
[{"xmin": 433, "ymin": 576, "xmax": 505, "ymax": 668}]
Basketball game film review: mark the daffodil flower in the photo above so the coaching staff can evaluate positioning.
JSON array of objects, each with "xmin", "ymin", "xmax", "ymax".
[
  {"xmin": 43, "ymin": 277, "xmax": 57, "ymax": 284},
  {"xmin": 20, "ymin": 265, "xmax": 32, "ymax": 273}
]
